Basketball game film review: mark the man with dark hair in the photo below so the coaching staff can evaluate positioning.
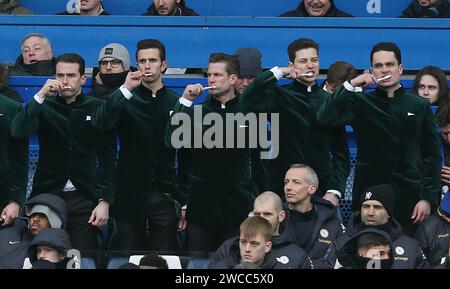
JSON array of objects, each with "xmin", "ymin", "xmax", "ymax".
[
  {"xmin": 143, "ymin": 0, "xmax": 198, "ymax": 16},
  {"xmin": 11, "ymin": 53, "xmax": 116, "ymax": 252},
  {"xmin": 56, "ymin": 0, "xmax": 110, "ymax": 15},
  {"xmin": 322, "ymin": 61, "xmax": 359, "ymax": 94},
  {"xmin": 92, "ymin": 39, "xmax": 181, "ymax": 252},
  {"xmin": 318, "ymin": 42, "xmax": 441, "ymax": 236},
  {"xmin": 166, "ymin": 52, "xmax": 254, "ymax": 251},
  {"xmin": 334, "ymin": 228, "xmax": 393, "ymax": 269},
  {"xmin": 0, "ymin": 193, "xmax": 67, "ymax": 269},
  {"xmin": 139, "ymin": 253, "xmax": 169, "ymax": 269},
  {"xmin": 399, "ymin": 0, "xmax": 450, "ymax": 18},
  {"xmin": 9, "ymin": 33, "xmax": 55, "ymax": 76},
  {"xmin": 279, "ymin": 0, "xmax": 353, "ymax": 17},
  {"xmin": 323, "ymin": 184, "xmax": 429, "ymax": 269},
  {"xmin": 241, "ymin": 37, "xmax": 349, "ymax": 206},
  {"xmin": 283, "ymin": 164, "xmax": 344, "ymax": 266}
]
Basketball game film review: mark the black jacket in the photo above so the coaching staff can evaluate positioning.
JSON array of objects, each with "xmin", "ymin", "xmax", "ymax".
[
  {"xmin": 334, "ymin": 228, "xmax": 394, "ymax": 269},
  {"xmin": 166, "ymin": 95, "xmax": 254, "ymax": 231},
  {"xmin": 143, "ymin": 2, "xmax": 199, "ymax": 16},
  {"xmin": 209, "ymin": 235, "xmax": 307, "ymax": 269},
  {"xmin": 9, "ymin": 56, "xmax": 55, "ymax": 76},
  {"xmin": 0, "ymin": 93, "xmax": 28, "ymax": 206},
  {"xmin": 0, "ymin": 193, "xmax": 67, "ymax": 269},
  {"xmin": 323, "ymin": 212, "xmax": 430, "ymax": 269},
  {"xmin": 279, "ymin": 1, "xmax": 353, "ymax": 17},
  {"xmin": 0, "ymin": 87, "xmax": 23, "ymax": 103},
  {"xmin": 92, "ymin": 85, "xmax": 182, "ymax": 220},
  {"xmin": 399, "ymin": 1, "xmax": 450, "ymax": 18},
  {"xmin": 415, "ymin": 210, "xmax": 450, "ymax": 268},
  {"xmin": 284, "ymin": 196, "xmax": 345, "ymax": 265},
  {"xmin": 27, "ymin": 228, "xmax": 72, "ymax": 266},
  {"xmin": 11, "ymin": 94, "xmax": 116, "ymax": 204}
]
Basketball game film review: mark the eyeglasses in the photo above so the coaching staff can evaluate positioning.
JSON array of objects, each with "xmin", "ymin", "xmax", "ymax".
[{"xmin": 99, "ymin": 59, "xmax": 122, "ymax": 68}]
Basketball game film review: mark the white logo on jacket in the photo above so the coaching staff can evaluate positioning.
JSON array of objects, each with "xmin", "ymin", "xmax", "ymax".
[{"xmin": 276, "ymin": 256, "xmax": 289, "ymax": 264}]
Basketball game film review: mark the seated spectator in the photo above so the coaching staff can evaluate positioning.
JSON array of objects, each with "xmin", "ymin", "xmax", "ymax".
[
  {"xmin": 0, "ymin": 194, "xmax": 67, "ymax": 269},
  {"xmin": 28, "ymin": 228, "xmax": 73, "ymax": 269},
  {"xmin": 415, "ymin": 189, "xmax": 450, "ymax": 268},
  {"xmin": 412, "ymin": 66, "xmax": 449, "ymax": 108},
  {"xmin": 0, "ymin": 0, "xmax": 32, "ymax": 14},
  {"xmin": 436, "ymin": 103, "xmax": 450, "ymax": 187},
  {"xmin": 322, "ymin": 61, "xmax": 358, "ymax": 94},
  {"xmin": 399, "ymin": 0, "xmax": 450, "ymax": 18},
  {"xmin": 209, "ymin": 216, "xmax": 280, "ymax": 269},
  {"xmin": 0, "ymin": 64, "xmax": 23, "ymax": 102},
  {"xmin": 56, "ymin": 0, "xmax": 110, "ymax": 15},
  {"xmin": 283, "ymin": 164, "xmax": 344, "ymax": 266},
  {"xmin": 233, "ymin": 47, "xmax": 262, "ymax": 94},
  {"xmin": 143, "ymin": 0, "xmax": 198, "ymax": 16},
  {"xmin": 139, "ymin": 253, "xmax": 169, "ymax": 269},
  {"xmin": 87, "ymin": 43, "xmax": 131, "ymax": 100},
  {"xmin": 211, "ymin": 191, "xmax": 311, "ymax": 269},
  {"xmin": 233, "ymin": 261, "xmax": 261, "ymax": 269},
  {"xmin": 323, "ymin": 184, "xmax": 429, "ymax": 269},
  {"xmin": 279, "ymin": 0, "xmax": 353, "ymax": 17},
  {"xmin": 9, "ymin": 33, "xmax": 55, "ymax": 76},
  {"xmin": 335, "ymin": 229, "xmax": 393, "ymax": 269}
]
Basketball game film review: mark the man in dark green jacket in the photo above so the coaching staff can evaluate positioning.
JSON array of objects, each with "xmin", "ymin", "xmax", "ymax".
[
  {"xmin": 92, "ymin": 39, "xmax": 181, "ymax": 251},
  {"xmin": 0, "ymin": 93, "xmax": 28, "ymax": 226},
  {"xmin": 11, "ymin": 53, "xmax": 116, "ymax": 251},
  {"xmin": 240, "ymin": 37, "xmax": 349, "ymax": 207},
  {"xmin": 166, "ymin": 53, "xmax": 255, "ymax": 251},
  {"xmin": 317, "ymin": 42, "xmax": 441, "ymax": 236}
]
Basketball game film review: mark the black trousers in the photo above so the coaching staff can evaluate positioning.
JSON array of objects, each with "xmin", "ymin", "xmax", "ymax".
[
  {"xmin": 57, "ymin": 190, "xmax": 99, "ymax": 252},
  {"xmin": 113, "ymin": 192, "xmax": 180, "ymax": 252},
  {"xmin": 186, "ymin": 222, "xmax": 238, "ymax": 253}
]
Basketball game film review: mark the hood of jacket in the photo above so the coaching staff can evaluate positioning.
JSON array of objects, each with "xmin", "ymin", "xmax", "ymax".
[
  {"xmin": 20, "ymin": 193, "xmax": 68, "ymax": 229},
  {"xmin": 27, "ymin": 228, "xmax": 72, "ymax": 263}
]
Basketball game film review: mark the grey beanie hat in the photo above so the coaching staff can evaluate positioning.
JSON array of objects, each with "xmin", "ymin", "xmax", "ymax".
[
  {"xmin": 26, "ymin": 204, "xmax": 63, "ymax": 229},
  {"xmin": 98, "ymin": 43, "xmax": 131, "ymax": 71}
]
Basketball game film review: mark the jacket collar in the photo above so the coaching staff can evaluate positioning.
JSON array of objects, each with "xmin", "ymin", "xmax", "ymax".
[
  {"xmin": 207, "ymin": 94, "xmax": 239, "ymax": 109},
  {"xmin": 291, "ymin": 80, "xmax": 320, "ymax": 94},
  {"xmin": 374, "ymin": 85, "xmax": 404, "ymax": 99}
]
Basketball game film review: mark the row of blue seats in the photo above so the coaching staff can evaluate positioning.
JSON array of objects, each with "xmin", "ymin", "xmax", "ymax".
[
  {"xmin": 1, "ymin": 16, "xmax": 449, "ymax": 70},
  {"xmin": 21, "ymin": 0, "xmax": 412, "ymax": 18}
]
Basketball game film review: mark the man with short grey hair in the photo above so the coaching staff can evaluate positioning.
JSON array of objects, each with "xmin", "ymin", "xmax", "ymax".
[{"xmin": 10, "ymin": 33, "xmax": 55, "ymax": 76}]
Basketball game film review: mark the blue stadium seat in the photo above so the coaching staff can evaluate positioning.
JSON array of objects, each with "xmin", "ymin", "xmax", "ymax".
[
  {"xmin": 187, "ymin": 258, "xmax": 211, "ymax": 269},
  {"xmin": 107, "ymin": 257, "xmax": 129, "ymax": 269},
  {"xmin": 81, "ymin": 257, "xmax": 96, "ymax": 269}
]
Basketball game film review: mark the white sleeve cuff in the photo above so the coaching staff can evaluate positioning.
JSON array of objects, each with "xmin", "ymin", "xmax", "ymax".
[
  {"xmin": 179, "ymin": 97, "xmax": 193, "ymax": 107},
  {"xmin": 119, "ymin": 85, "xmax": 133, "ymax": 100},
  {"xmin": 327, "ymin": 190, "xmax": 342, "ymax": 199},
  {"xmin": 270, "ymin": 66, "xmax": 283, "ymax": 80},
  {"xmin": 343, "ymin": 81, "xmax": 357, "ymax": 92},
  {"xmin": 181, "ymin": 205, "xmax": 187, "ymax": 210},
  {"xmin": 33, "ymin": 94, "xmax": 45, "ymax": 104}
]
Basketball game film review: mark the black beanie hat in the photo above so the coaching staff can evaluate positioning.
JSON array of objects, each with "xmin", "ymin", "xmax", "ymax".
[{"xmin": 360, "ymin": 184, "xmax": 395, "ymax": 217}]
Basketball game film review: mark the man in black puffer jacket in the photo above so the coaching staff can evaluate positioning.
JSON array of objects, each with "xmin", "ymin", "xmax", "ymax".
[
  {"xmin": 415, "ymin": 190, "xmax": 450, "ymax": 268},
  {"xmin": 0, "ymin": 193, "xmax": 67, "ymax": 269},
  {"xmin": 323, "ymin": 184, "xmax": 429, "ymax": 269}
]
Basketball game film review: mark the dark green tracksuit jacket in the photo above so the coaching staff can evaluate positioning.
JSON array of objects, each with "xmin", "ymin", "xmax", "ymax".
[
  {"xmin": 91, "ymin": 85, "xmax": 182, "ymax": 220},
  {"xmin": 317, "ymin": 85, "xmax": 441, "ymax": 223},
  {"xmin": 0, "ymin": 93, "xmax": 28, "ymax": 206},
  {"xmin": 240, "ymin": 70, "xmax": 350, "ymax": 197},
  {"xmin": 10, "ymin": 94, "xmax": 116, "ymax": 204},
  {"xmin": 166, "ymin": 95, "xmax": 254, "ymax": 231}
]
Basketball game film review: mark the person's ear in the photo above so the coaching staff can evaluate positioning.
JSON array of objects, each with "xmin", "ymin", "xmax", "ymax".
[
  {"xmin": 278, "ymin": 210, "xmax": 286, "ymax": 223},
  {"xmin": 288, "ymin": 61, "xmax": 294, "ymax": 68},
  {"xmin": 265, "ymin": 241, "xmax": 272, "ymax": 253},
  {"xmin": 398, "ymin": 63, "xmax": 403, "ymax": 75},
  {"xmin": 80, "ymin": 74, "xmax": 87, "ymax": 86}
]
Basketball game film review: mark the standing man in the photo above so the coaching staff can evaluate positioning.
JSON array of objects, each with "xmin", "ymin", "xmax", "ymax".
[
  {"xmin": 317, "ymin": 42, "xmax": 441, "ymax": 236},
  {"xmin": 92, "ymin": 39, "xmax": 181, "ymax": 251},
  {"xmin": 166, "ymin": 53, "xmax": 254, "ymax": 251},
  {"xmin": 11, "ymin": 53, "xmax": 116, "ymax": 251},
  {"xmin": 240, "ymin": 37, "xmax": 349, "ymax": 206},
  {"xmin": 0, "ymin": 93, "xmax": 28, "ymax": 226}
]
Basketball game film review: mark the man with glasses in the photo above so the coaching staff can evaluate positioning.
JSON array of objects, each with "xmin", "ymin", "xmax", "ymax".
[{"xmin": 88, "ymin": 43, "xmax": 131, "ymax": 100}]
